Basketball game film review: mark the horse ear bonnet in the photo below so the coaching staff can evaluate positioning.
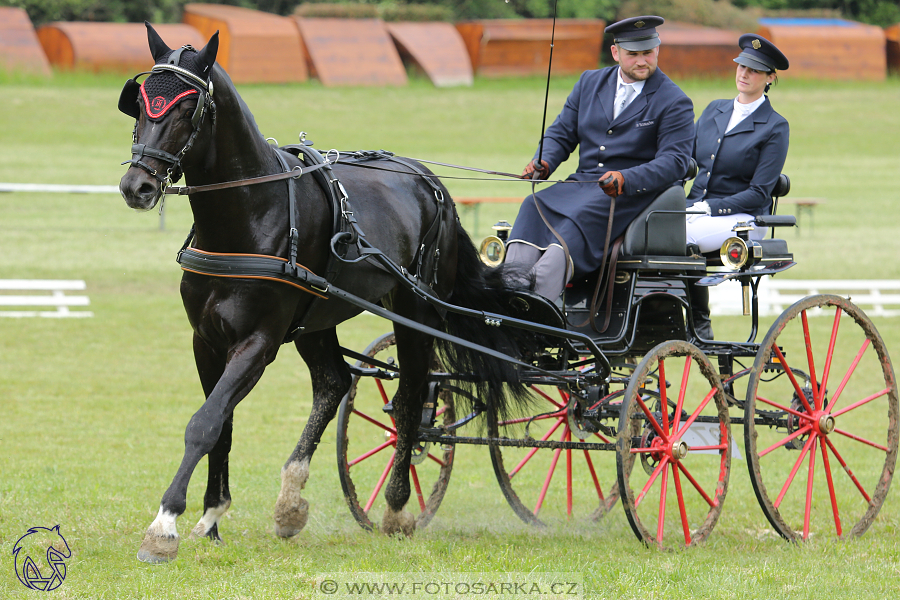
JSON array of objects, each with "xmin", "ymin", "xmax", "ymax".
[{"xmin": 119, "ymin": 24, "xmax": 218, "ymax": 123}]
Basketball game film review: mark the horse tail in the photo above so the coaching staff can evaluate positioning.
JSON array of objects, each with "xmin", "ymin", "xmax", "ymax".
[{"xmin": 434, "ymin": 224, "xmax": 533, "ymax": 422}]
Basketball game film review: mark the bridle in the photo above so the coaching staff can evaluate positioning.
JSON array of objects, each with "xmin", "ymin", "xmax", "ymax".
[{"xmin": 119, "ymin": 46, "xmax": 216, "ymax": 205}]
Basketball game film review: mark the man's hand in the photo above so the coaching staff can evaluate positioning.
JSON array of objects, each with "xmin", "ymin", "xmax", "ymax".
[
  {"xmin": 599, "ymin": 171, "xmax": 624, "ymax": 198},
  {"xmin": 521, "ymin": 159, "xmax": 550, "ymax": 180}
]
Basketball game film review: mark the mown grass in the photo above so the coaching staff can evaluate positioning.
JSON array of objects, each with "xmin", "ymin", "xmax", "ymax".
[{"xmin": 1, "ymin": 70, "xmax": 899, "ymax": 599}]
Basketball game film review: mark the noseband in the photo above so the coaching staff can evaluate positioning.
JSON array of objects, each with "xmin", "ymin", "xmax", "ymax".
[{"xmin": 120, "ymin": 47, "xmax": 216, "ymax": 202}]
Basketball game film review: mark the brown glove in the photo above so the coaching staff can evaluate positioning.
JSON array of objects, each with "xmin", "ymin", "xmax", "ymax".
[
  {"xmin": 599, "ymin": 171, "xmax": 624, "ymax": 198},
  {"xmin": 521, "ymin": 159, "xmax": 550, "ymax": 180}
]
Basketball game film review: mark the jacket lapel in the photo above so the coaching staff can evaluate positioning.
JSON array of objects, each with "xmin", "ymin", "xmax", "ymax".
[
  {"xmin": 714, "ymin": 102, "xmax": 731, "ymax": 138},
  {"xmin": 599, "ymin": 68, "xmax": 616, "ymax": 124},
  {"xmin": 725, "ymin": 97, "xmax": 773, "ymax": 137}
]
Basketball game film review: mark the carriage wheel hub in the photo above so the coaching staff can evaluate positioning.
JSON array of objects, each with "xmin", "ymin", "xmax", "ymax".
[
  {"xmin": 817, "ymin": 413, "xmax": 836, "ymax": 435},
  {"xmin": 670, "ymin": 439, "xmax": 689, "ymax": 462}
]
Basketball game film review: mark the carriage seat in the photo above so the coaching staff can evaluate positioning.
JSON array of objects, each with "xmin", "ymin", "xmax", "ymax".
[{"xmin": 619, "ymin": 185, "xmax": 687, "ymax": 257}]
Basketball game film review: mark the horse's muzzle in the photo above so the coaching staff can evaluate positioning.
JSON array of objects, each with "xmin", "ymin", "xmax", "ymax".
[{"xmin": 119, "ymin": 168, "xmax": 163, "ymax": 211}]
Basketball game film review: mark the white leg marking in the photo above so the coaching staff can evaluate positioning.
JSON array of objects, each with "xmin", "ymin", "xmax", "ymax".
[
  {"xmin": 191, "ymin": 500, "xmax": 231, "ymax": 539},
  {"xmin": 274, "ymin": 459, "xmax": 311, "ymax": 538}
]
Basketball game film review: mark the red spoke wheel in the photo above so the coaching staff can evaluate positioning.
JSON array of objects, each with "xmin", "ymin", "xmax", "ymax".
[
  {"xmin": 617, "ymin": 341, "xmax": 731, "ymax": 548},
  {"xmin": 337, "ymin": 333, "xmax": 455, "ymax": 531},
  {"xmin": 489, "ymin": 384, "xmax": 621, "ymax": 526},
  {"xmin": 744, "ymin": 295, "xmax": 898, "ymax": 541}
]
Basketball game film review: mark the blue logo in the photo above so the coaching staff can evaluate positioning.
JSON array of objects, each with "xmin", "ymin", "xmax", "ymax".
[{"xmin": 12, "ymin": 525, "xmax": 71, "ymax": 591}]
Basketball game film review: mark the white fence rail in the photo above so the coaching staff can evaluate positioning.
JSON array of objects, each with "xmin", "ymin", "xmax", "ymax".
[
  {"xmin": 0, "ymin": 280, "xmax": 93, "ymax": 318},
  {"xmin": 709, "ymin": 279, "xmax": 900, "ymax": 317}
]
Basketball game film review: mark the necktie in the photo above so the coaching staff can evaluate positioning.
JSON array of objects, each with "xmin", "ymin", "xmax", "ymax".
[{"xmin": 614, "ymin": 84, "xmax": 635, "ymax": 119}]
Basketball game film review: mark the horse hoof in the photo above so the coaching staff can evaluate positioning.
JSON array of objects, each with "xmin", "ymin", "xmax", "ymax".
[
  {"xmin": 381, "ymin": 508, "xmax": 415, "ymax": 538},
  {"xmin": 274, "ymin": 497, "xmax": 309, "ymax": 538},
  {"xmin": 189, "ymin": 522, "xmax": 224, "ymax": 544},
  {"xmin": 137, "ymin": 533, "xmax": 179, "ymax": 564}
]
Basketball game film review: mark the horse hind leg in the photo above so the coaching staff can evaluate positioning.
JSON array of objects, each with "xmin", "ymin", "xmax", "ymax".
[
  {"xmin": 381, "ymin": 323, "xmax": 434, "ymax": 538},
  {"xmin": 274, "ymin": 328, "xmax": 351, "ymax": 538}
]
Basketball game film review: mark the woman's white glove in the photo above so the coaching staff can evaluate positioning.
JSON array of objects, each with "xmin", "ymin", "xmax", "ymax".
[{"xmin": 686, "ymin": 201, "xmax": 710, "ymax": 223}]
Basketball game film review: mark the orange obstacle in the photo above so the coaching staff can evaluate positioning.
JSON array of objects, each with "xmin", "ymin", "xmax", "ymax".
[
  {"xmin": 886, "ymin": 23, "xmax": 900, "ymax": 74},
  {"xmin": 293, "ymin": 17, "xmax": 407, "ymax": 86},
  {"xmin": 756, "ymin": 18, "xmax": 886, "ymax": 81},
  {"xmin": 37, "ymin": 22, "xmax": 204, "ymax": 73},
  {"xmin": 0, "ymin": 7, "xmax": 51, "ymax": 76},
  {"xmin": 183, "ymin": 3, "xmax": 307, "ymax": 84},
  {"xmin": 657, "ymin": 22, "xmax": 740, "ymax": 79},
  {"xmin": 386, "ymin": 22, "xmax": 473, "ymax": 87},
  {"xmin": 455, "ymin": 19, "xmax": 604, "ymax": 77}
]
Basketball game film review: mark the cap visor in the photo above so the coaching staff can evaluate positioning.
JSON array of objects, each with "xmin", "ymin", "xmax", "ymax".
[
  {"xmin": 734, "ymin": 55, "xmax": 772, "ymax": 72},
  {"xmin": 617, "ymin": 38, "xmax": 660, "ymax": 51}
]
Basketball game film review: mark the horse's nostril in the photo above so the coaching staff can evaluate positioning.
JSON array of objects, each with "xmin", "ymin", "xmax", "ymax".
[{"xmin": 138, "ymin": 182, "xmax": 158, "ymax": 198}]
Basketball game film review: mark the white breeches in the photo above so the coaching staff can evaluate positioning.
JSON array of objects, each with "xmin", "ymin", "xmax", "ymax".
[{"xmin": 686, "ymin": 214, "xmax": 768, "ymax": 253}]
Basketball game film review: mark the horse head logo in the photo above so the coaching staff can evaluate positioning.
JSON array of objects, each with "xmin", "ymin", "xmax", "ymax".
[{"xmin": 12, "ymin": 525, "xmax": 71, "ymax": 591}]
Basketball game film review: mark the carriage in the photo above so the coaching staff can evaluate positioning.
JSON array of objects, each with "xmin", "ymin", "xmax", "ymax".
[
  {"xmin": 336, "ymin": 175, "xmax": 898, "ymax": 548},
  {"xmin": 118, "ymin": 25, "xmax": 897, "ymax": 561}
]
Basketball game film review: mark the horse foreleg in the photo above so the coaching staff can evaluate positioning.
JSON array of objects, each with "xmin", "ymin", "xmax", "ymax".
[
  {"xmin": 381, "ymin": 324, "xmax": 434, "ymax": 537},
  {"xmin": 137, "ymin": 334, "xmax": 275, "ymax": 564},
  {"xmin": 274, "ymin": 328, "xmax": 351, "ymax": 538}
]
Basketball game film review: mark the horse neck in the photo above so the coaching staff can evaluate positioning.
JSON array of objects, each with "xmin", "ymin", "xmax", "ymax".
[{"xmin": 185, "ymin": 73, "xmax": 291, "ymax": 255}]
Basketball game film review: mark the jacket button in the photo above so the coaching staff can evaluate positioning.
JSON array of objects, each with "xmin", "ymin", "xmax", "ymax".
[
  {"xmin": 717, "ymin": 138, "xmax": 721, "ymax": 143},
  {"xmin": 598, "ymin": 163, "xmax": 604, "ymax": 168},
  {"xmin": 607, "ymin": 129, "xmax": 613, "ymax": 134},
  {"xmin": 707, "ymin": 172, "xmax": 710, "ymax": 177},
  {"xmin": 711, "ymin": 154, "xmax": 715, "ymax": 159},
  {"xmin": 599, "ymin": 146, "xmax": 606, "ymax": 151}
]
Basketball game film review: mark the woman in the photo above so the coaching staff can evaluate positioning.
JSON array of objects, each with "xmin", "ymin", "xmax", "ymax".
[{"xmin": 686, "ymin": 34, "xmax": 789, "ymax": 339}]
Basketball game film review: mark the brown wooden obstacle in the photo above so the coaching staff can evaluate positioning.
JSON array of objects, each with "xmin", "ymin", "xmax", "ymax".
[
  {"xmin": 385, "ymin": 22, "xmax": 472, "ymax": 87},
  {"xmin": 183, "ymin": 3, "xmax": 307, "ymax": 84},
  {"xmin": 455, "ymin": 19, "xmax": 604, "ymax": 77},
  {"xmin": 757, "ymin": 19, "xmax": 886, "ymax": 81},
  {"xmin": 886, "ymin": 23, "xmax": 900, "ymax": 74},
  {"xmin": 293, "ymin": 17, "xmax": 407, "ymax": 87},
  {"xmin": 37, "ymin": 22, "xmax": 204, "ymax": 73},
  {"xmin": 657, "ymin": 22, "xmax": 741, "ymax": 79},
  {"xmin": 0, "ymin": 7, "xmax": 51, "ymax": 76}
]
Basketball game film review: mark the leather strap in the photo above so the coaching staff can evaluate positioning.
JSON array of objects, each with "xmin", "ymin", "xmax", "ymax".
[{"xmin": 166, "ymin": 161, "xmax": 331, "ymax": 196}]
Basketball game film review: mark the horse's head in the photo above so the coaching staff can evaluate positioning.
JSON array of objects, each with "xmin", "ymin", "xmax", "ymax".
[{"xmin": 118, "ymin": 22, "xmax": 218, "ymax": 211}]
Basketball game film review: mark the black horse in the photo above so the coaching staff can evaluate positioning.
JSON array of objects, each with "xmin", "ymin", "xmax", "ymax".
[{"xmin": 119, "ymin": 24, "xmax": 526, "ymax": 563}]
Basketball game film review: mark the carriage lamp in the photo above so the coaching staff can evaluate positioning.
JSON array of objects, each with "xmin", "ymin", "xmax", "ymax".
[
  {"xmin": 719, "ymin": 236, "xmax": 762, "ymax": 271},
  {"xmin": 479, "ymin": 220, "xmax": 513, "ymax": 267}
]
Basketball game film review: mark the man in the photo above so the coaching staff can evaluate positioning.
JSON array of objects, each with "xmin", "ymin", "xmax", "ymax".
[{"xmin": 505, "ymin": 16, "xmax": 695, "ymax": 301}]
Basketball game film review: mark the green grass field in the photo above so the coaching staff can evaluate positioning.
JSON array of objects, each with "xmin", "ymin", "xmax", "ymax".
[{"xmin": 1, "ymin": 70, "xmax": 899, "ymax": 599}]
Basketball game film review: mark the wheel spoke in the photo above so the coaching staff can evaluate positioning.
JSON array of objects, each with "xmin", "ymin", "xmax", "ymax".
[
  {"xmin": 352, "ymin": 408, "xmax": 397, "ymax": 434},
  {"xmin": 674, "ymin": 387, "xmax": 717, "ymax": 439},
  {"xmin": 676, "ymin": 461, "xmax": 717, "ymax": 507},
  {"xmin": 509, "ymin": 417, "xmax": 565, "ymax": 477},
  {"xmin": 822, "ymin": 436, "xmax": 872, "ymax": 503},
  {"xmin": 365, "ymin": 451, "xmax": 396, "ymax": 513},
  {"xmin": 531, "ymin": 385, "xmax": 566, "ymax": 409},
  {"xmin": 801, "ymin": 310, "xmax": 821, "ymax": 409},
  {"xmin": 566, "ymin": 428, "xmax": 573, "ymax": 517},
  {"xmin": 636, "ymin": 394, "xmax": 669, "ymax": 441},
  {"xmin": 410, "ymin": 465, "xmax": 426, "ymax": 513},
  {"xmin": 820, "ymin": 440, "xmax": 843, "ymax": 536},
  {"xmin": 583, "ymin": 449, "xmax": 605, "ymax": 503},
  {"xmin": 426, "ymin": 450, "xmax": 448, "ymax": 468},
  {"xmin": 673, "ymin": 356, "xmax": 692, "ymax": 433},
  {"xmin": 755, "ymin": 395, "xmax": 813, "ymax": 422},
  {"xmin": 498, "ymin": 411, "xmax": 565, "ymax": 427},
  {"xmin": 817, "ymin": 307, "xmax": 843, "ymax": 411},
  {"xmin": 659, "ymin": 358, "xmax": 670, "ymax": 433},
  {"xmin": 671, "ymin": 464, "xmax": 692, "ymax": 545},
  {"xmin": 833, "ymin": 428, "xmax": 889, "ymax": 452},
  {"xmin": 759, "ymin": 424, "xmax": 813, "ymax": 458},
  {"xmin": 375, "ymin": 379, "xmax": 391, "ymax": 405},
  {"xmin": 772, "ymin": 345, "xmax": 815, "ymax": 415},
  {"xmin": 635, "ymin": 456, "xmax": 669, "ymax": 508},
  {"xmin": 349, "ymin": 439, "xmax": 394, "ymax": 467},
  {"xmin": 774, "ymin": 433, "xmax": 817, "ymax": 509},
  {"xmin": 656, "ymin": 463, "xmax": 669, "ymax": 543},
  {"xmin": 534, "ymin": 443, "xmax": 563, "ymax": 516},
  {"xmin": 825, "ymin": 338, "xmax": 871, "ymax": 413},
  {"xmin": 803, "ymin": 437, "xmax": 817, "ymax": 539},
  {"xmin": 832, "ymin": 387, "xmax": 892, "ymax": 418}
]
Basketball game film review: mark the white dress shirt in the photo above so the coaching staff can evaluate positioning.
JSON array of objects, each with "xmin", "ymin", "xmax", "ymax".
[{"xmin": 725, "ymin": 95, "xmax": 766, "ymax": 133}]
